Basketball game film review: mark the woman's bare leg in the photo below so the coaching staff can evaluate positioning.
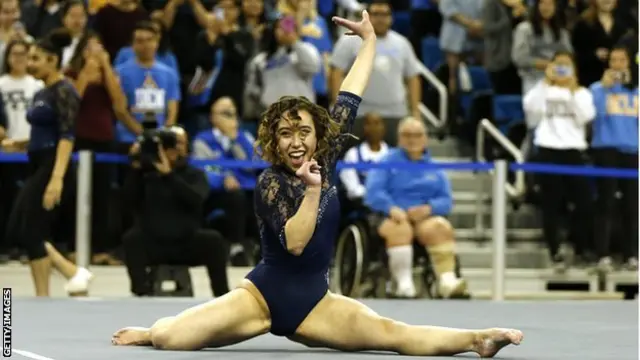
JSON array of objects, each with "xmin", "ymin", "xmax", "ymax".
[
  {"xmin": 44, "ymin": 242, "xmax": 76, "ymax": 278},
  {"xmin": 29, "ymin": 257, "xmax": 52, "ymax": 297},
  {"xmin": 293, "ymin": 292, "xmax": 523, "ymax": 357},
  {"xmin": 112, "ymin": 280, "xmax": 271, "ymax": 350}
]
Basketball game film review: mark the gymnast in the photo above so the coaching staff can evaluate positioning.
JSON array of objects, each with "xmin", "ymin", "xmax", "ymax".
[{"xmin": 111, "ymin": 11, "xmax": 523, "ymax": 357}]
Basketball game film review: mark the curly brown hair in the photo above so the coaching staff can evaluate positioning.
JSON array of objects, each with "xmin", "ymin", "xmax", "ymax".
[{"xmin": 254, "ymin": 96, "xmax": 342, "ymax": 165}]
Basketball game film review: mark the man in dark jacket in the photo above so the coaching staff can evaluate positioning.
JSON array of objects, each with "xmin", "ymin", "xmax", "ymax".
[{"xmin": 122, "ymin": 126, "xmax": 229, "ymax": 297}]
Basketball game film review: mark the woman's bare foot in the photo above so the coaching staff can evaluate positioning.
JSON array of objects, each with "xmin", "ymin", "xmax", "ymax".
[
  {"xmin": 473, "ymin": 328, "xmax": 523, "ymax": 358},
  {"xmin": 112, "ymin": 327, "xmax": 152, "ymax": 346}
]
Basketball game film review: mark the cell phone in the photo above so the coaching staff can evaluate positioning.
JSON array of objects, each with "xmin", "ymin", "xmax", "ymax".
[
  {"xmin": 214, "ymin": 7, "xmax": 225, "ymax": 20},
  {"xmin": 280, "ymin": 16, "xmax": 296, "ymax": 34},
  {"xmin": 613, "ymin": 70, "xmax": 630, "ymax": 83},
  {"xmin": 554, "ymin": 65, "xmax": 573, "ymax": 77}
]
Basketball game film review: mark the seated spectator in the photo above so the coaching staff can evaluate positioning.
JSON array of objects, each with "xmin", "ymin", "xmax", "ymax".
[
  {"xmin": 244, "ymin": 15, "xmax": 321, "ymax": 123},
  {"xmin": 21, "ymin": 0, "xmax": 63, "ymax": 39},
  {"xmin": 571, "ymin": 0, "xmax": 628, "ymax": 87},
  {"xmin": 523, "ymin": 51, "xmax": 596, "ymax": 270},
  {"xmin": 589, "ymin": 46, "xmax": 638, "ymax": 272},
  {"xmin": 365, "ymin": 117, "xmax": 468, "ymax": 299},
  {"xmin": 192, "ymin": 97, "xmax": 258, "ymax": 265},
  {"xmin": 330, "ymin": 0, "xmax": 421, "ymax": 145},
  {"xmin": 512, "ymin": 0, "xmax": 572, "ymax": 95},
  {"xmin": 122, "ymin": 126, "xmax": 230, "ymax": 297},
  {"xmin": 339, "ymin": 112, "xmax": 389, "ymax": 211},
  {"xmin": 438, "ymin": 0, "xmax": 484, "ymax": 94},
  {"xmin": 115, "ymin": 21, "xmax": 181, "ymax": 151},
  {"xmin": 114, "ymin": 17, "xmax": 179, "ymax": 77},
  {"xmin": 482, "ymin": 0, "xmax": 527, "ymax": 94}
]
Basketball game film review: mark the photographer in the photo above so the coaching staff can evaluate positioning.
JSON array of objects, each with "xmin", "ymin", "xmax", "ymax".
[
  {"xmin": 122, "ymin": 126, "xmax": 230, "ymax": 297},
  {"xmin": 523, "ymin": 50, "xmax": 596, "ymax": 270}
]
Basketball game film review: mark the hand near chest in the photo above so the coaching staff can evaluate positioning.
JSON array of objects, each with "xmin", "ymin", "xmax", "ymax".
[{"xmin": 79, "ymin": 57, "xmax": 103, "ymax": 84}]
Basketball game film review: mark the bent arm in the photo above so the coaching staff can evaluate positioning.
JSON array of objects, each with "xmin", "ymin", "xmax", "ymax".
[
  {"xmin": 428, "ymin": 173, "xmax": 453, "ymax": 216},
  {"xmin": 364, "ymin": 169, "xmax": 395, "ymax": 215},
  {"xmin": 284, "ymin": 186, "xmax": 321, "ymax": 255},
  {"xmin": 53, "ymin": 84, "xmax": 80, "ymax": 179},
  {"xmin": 571, "ymin": 88, "xmax": 596, "ymax": 125},
  {"xmin": 338, "ymin": 34, "xmax": 376, "ymax": 97}
]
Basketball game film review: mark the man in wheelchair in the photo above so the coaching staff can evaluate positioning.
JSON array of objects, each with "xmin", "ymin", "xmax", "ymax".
[{"xmin": 364, "ymin": 117, "xmax": 468, "ymax": 299}]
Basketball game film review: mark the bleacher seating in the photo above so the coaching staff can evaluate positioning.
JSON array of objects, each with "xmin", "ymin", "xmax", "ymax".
[{"xmin": 421, "ymin": 36, "xmax": 443, "ymax": 71}]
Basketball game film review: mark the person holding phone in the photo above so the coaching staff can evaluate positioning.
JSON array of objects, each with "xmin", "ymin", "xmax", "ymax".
[
  {"xmin": 589, "ymin": 46, "xmax": 638, "ymax": 272},
  {"xmin": 523, "ymin": 50, "xmax": 597, "ymax": 271}
]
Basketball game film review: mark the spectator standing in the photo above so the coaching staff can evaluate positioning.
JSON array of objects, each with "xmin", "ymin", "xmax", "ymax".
[
  {"xmin": 115, "ymin": 21, "xmax": 181, "ymax": 149},
  {"xmin": 0, "ymin": 0, "xmax": 32, "ymax": 69},
  {"xmin": 60, "ymin": 0, "xmax": 88, "ymax": 69},
  {"xmin": 94, "ymin": 0, "xmax": 149, "ymax": 61},
  {"xmin": 193, "ymin": 0, "xmax": 254, "ymax": 118},
  {"xmin": 21, "ymin": 0, "xmax": 63, "ymax": 39},
  {"xmin": 114, "ymin": 17, "xmax": 180, "ymax": 77},
  {"xmin": 571, "ymin": 0, "xmax": 628, "ymax": 87},
  {"xmin": 482, "ymin": 0, "xmax": 527, "ymax": 94},
  {"xmin": 240, "ymin": 0, "xmax": 266, "ymax": 51},
  {"xmin": 193, "ymin": 97, "xmax": 258, "ymax": 265},
  {"xmin": 330, "ymin": 0, "xmax": 421, "ymax": 145},
  {"xmin": 244, "ymin": 15, "xmax": 321, "ymax": 122},
  {"xmin": 280, "ymin": 0, "xmax": 333, "ymax": 109},
  {"xmin": 512, "ymin": 0, "xmax": 572, "ymax": 94},
  {"xmin": 589, "ymin": 46, "xmax": 638, "ymax": 272},
  {"xmin": 438, "ymin": 0, "xmax": 484, "ymax": 94},
  {"xmin": 66, "ymin": 33, "xmax": 128, "ymax": 265},
  {"xmin": 0, "ymin": 40, "xmax": 42, "ymax": 260},
  {"xmin": 523, "ymin": 51, "xmax": 596, "ymax": 270}
]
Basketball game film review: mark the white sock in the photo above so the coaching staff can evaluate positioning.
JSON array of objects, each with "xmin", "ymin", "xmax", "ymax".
[
  {"xmin": 440, "ymin": 271, "xmax": 457, "ymax": 285},
  {"xmin": 387, "ymin": 245, "xmax": 415, "ymax": 296}
]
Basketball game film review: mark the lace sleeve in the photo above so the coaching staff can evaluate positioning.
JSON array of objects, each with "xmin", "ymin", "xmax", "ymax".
[
  {"xmin": 324, "ymin": 91, "xmax": 362, "ymax": 166},
  {"xmin": 254, "ymin": 169, "xmax": 301, "ymax": 247},
  {"xmin": 55, "ymin": 82, "xmax": 80, "ymax": 140}
]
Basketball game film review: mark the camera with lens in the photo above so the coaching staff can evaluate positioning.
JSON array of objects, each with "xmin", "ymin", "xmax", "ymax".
[{"xmin": 132, "ymin": 112, "xmax": 178, "ymax": 170}]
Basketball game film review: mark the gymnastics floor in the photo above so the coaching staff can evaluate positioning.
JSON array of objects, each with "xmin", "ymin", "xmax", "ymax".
[{"xmin": 11, "ymin": 298, "xmax": 638, "ymax": 360}]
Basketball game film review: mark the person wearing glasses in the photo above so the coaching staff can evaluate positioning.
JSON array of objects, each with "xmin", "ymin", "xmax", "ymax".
[{"xmin": 365, "ymin": 117, "xmax": 468, "ymax": 299}]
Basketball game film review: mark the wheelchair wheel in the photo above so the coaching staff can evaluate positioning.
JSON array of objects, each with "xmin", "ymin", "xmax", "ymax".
[{"xmin": 331, "ymin": 223, "xmax": 367, "ymax": 298}]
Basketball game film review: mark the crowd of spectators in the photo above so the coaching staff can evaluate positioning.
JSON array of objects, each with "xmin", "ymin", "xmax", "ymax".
[{"xmin": 0, "ymin": 0, "xmax": 636, "ymax": 297}]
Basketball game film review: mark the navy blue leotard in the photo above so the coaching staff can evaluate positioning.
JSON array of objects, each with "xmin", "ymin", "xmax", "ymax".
[{"xmin": 246, "ymin": 91, "xmax": 361, "ymax": 337}]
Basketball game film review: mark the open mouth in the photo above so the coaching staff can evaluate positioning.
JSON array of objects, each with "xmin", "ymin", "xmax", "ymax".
[{"xmin": 289, "ymin": 150, "xmax": 306, "ymax": 167}]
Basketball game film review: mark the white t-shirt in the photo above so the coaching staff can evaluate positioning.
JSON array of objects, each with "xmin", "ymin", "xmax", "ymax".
[
  {"xmin": 0, "ymin": 74, "xmax": 45, "ymax": 140},
  {"xmin": 523, "ymin": 81, "xmax": 596, "ymax": 150},
  {"xmin": 339, "ymin": 142, "xmax": 390, "ymax": 200}
]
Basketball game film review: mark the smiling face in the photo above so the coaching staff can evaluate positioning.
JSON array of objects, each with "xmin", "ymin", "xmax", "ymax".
[{"xmin": 276, "ymin": 109, "xmax": 318, "ymax": 170}]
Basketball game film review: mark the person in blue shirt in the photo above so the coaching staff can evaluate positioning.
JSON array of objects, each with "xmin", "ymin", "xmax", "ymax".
[
  {"xmin": 113, "ymin": 17, "xmax": 180, "ymax": 78},
  {"xmin": 192, "ymin": 96, "xmax": 259, "ymax": 265},
  {"xmin": 115, "ymin": 21, "xmax": 181, "ymax": 148},
  {"xmin": 365, "ymin": 116, "xmax": 468, "ymax": 299},
  {"xmin": 4, "ymin": 29, "xmax": 93, "ymax": 297},
  {"xmin": 112, "ymin": 12, "xmax": 522, "ymax": 357},
  {"xmin": 589, "ymin": 45, "xmax": 639, "ymax": 272}
]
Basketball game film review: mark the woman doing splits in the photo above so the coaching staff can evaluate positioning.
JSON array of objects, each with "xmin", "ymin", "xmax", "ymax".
[
  {"xmin": 1, "ymin": 29, "xmax": 94, "ymax": 297},
  {"xmin": 111, "ymin": 12, "xmax": 523, "ymax": 357}
]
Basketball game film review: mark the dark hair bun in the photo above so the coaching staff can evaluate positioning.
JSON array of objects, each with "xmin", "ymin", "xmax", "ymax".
[{"xmin": 47, "ymin": 28, "xmax": 73, "ymax": 50}]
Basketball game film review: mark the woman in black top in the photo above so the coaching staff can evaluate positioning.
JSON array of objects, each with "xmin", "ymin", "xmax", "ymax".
[{"xmin": 4, "ymin": 29, "xmax": 93, "ymax": 297}]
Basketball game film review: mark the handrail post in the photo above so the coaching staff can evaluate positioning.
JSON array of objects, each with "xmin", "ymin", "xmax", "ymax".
[
  {"xmin": 475, "ymin": 123, "xmax": 485, "ymax": 239},
  {"xmin": 492, "ymin": 160, "xmax": 508, "ymax": 301},
  {"xmin": 75, "ymin": 150, "xmax": 92, "ymax": 270}
]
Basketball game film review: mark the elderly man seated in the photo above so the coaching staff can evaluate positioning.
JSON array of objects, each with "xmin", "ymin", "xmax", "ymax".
[
  {"xmin": 192, "ymin": 97, "xmax": 258, "ymax": 265},
  {"xmin": 365, "ymin": 117, "xmax": 467, "ymax": 299}
]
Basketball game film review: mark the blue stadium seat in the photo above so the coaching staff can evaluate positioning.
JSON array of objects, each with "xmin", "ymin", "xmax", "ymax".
[
  {"xmin": 458, "ymin": 66, "xmax": 493, "ymax": 118},
  {"xmin": 391, "ymin": 11, "xmax": 411, "ymax": 37},
  {"xmin": 492, "ymin": 95, "xmax": 525, "ymax": 133},
  {"xmin": 421, "ymin": 37, "xmax": 443, "ymax": 71},
  {"xmin": 206, "ymin": 209, "xmax": 225, "ymax": 222}
]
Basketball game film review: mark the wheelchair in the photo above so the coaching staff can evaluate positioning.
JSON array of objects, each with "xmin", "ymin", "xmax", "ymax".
[{"xmin": 330, "ymin": 210, "xmax": 468, "ymax": 299}]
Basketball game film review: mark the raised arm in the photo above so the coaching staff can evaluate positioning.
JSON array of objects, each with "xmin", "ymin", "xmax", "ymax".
[{"xmin": 332, "ymin": 10, "xmax": 376, "ymax": 98}]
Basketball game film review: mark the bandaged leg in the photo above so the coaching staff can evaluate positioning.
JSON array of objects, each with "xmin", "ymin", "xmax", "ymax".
[{"xmin": 416, "ymin": 217, "xmax": 467, "ymax": 298}]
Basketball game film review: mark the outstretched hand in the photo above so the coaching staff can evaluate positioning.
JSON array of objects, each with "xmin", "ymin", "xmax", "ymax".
[{"xmin": 332, "ymin": 10, "xmax": 375, "ymax": 40}]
